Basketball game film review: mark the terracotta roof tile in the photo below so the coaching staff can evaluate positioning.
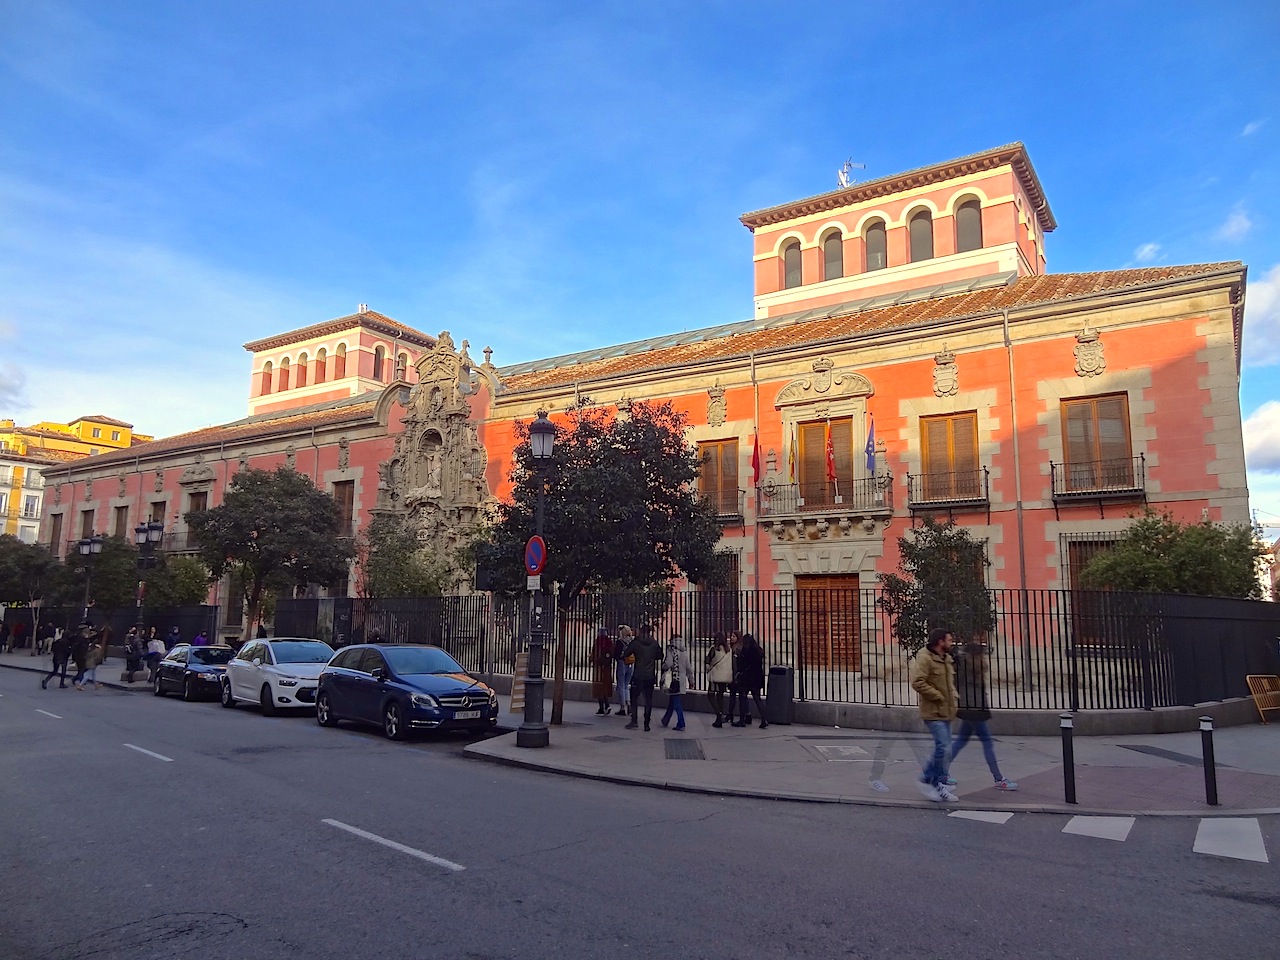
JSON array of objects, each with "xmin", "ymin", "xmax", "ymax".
[
  {"xmin": 501, "ymin": 264, "xmax": 1243, "ymax": 394},
  {"xmin": 243, "ymin": 310, "xmax": 435, "ymax": 352}
]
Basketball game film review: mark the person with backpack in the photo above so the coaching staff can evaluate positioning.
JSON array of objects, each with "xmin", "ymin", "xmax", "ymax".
[
  {"xmin": 41, "ymin": 629, "xmax": 72, "ymax": 689},
  {"xmin": 622, "ymin": 624, "xmax": 664, "ymax": 731},
  {"xmin": 660, "ymin": 633, "xmax": 694, "ymax": 731},
  {"xmin": 705, "ymin": 633, "xmax": 734, "ymax": 728},
  {"xmin": 731, "ymin": 632, "xmax": 767, "ymax": 729}
]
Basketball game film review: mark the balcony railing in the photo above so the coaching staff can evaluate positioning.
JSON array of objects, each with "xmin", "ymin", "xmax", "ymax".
[
  {"xmin": 1051, "ymin": 454, "xmax": 1146, "ymax": 499},
  {"xmin": 20, "ymin": 508, "xmax": 40, "ymax": 519},
  {"xmin": 161, "ymin": 531, "xmax": 204, "ymax": 554},
  {"xmin": 697, "ymin": 488, "xmax": 745, "ymax": 522},
  {"xmin": 907, "ymin": 466, "xmax": 990, "ymax": 511},
  {"xmin": 757, "ymin": 476, "xmax": 893, "ymax": 517}
]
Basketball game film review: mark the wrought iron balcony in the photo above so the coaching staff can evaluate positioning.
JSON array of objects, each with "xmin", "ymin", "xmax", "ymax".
[
  {"xmin": 161, "ymin": 530, "xmax": 204, "ymax": 554},
  {"xmin": 697, "ymin": 488, "xmax": 745, "ymax": 523},
  {"xmin": 907, "ymin": 466, "xmax": 990, "ymax": 512},
  {"xmin": 1051, "ymin": 455, "xmax": 1146, "ymax": 499},
  {"xmin": 757, "ymin": 476, "xmax": 893, "ymax": 518}
]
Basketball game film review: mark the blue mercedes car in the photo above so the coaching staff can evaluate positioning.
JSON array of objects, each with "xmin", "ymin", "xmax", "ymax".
[{"xmin": 315, "ymin": 644, "xmax": 499, "ymax": 740}]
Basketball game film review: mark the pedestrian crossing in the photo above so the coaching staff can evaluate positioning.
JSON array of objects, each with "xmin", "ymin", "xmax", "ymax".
[{"xmin": 947, "ymin": 810, "xmax": 1272, "ymax": 864}]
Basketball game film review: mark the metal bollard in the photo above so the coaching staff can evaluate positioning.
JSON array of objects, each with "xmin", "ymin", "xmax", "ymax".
[
  {"xmin": 1060, "ymin": 713, "xmax": 1077, "ymax": 804},
  {"xmin": 1200, "ymin": 716, "xmax": 1219, "ymax": 807}
]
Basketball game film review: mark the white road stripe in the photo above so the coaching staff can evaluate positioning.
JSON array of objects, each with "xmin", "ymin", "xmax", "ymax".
[
  {"xmin": 322, "ymin": 818, "xmax": 465, "ymax": 872},
  {"xmin": 35, "ymin": 709, "xmax": 62, "ymax": 719},
  {"xmin": 948, "ymin": 810, "xmax": 1015, "ymax": 824},
  {"xmin": 124, "ymin": 743, "xmax": 174, "ymax": 762},
  {"xmin": 1062, "ymin": 816, "xmax": 1135, "ymax": 842},
  {"xmin": 1194, "ymin": 818, "xmax": 1269, "ymax": 863}
]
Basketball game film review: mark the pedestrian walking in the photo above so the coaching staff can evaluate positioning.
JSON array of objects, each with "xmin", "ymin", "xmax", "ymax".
[
  {"xmin": 660, "ymin": 633, "xmax": 694, "ymax": 731},
  {"xmin": 145, "ymin": 631, "xmax": 166, "ymax": 683},
  {"xmin": 79, "ymin": 631, "xmax": 105, "ymax": 690},
  {"xmin": 123, "ymin": 627, "xmax": 144, "ymax": 683},
  {"xmin": 949, "ymin": 640, "xmax": 1017, "ymax": 791},
  {"xmin": 912, "ymin": 628, "xmax": 959, "ymax": 802},
  {"xmin": 705, "ymin": 633, "xmax": 734, "ymax": 728},
  {"xmin": 730, "ymin": 632, "xmax": 767, "ymax": 728},
  {"xmin": 612, "ymin": 625, "xmax": 635, "ymax": 719},
  {"xmin": 591, "ymin": 628, "xmax": 615, "ymax": 714},
  {"xmin": 69, "ymin": 622, "xmax": 92, "ymax": 688},
  {"xmin": 0, "ymin": 622, "xmax": 10, "ymax": 654},
  {"xmin": 41, "ymin": 629, "xmax": 72, "ymax": 689},
  {"xmin": 622, "ymin": 624, "xmax": 664, "ymax": 731}
]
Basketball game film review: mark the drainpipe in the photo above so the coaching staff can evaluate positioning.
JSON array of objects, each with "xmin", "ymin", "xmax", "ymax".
[
  {"xmin": 1002, "ymin": 308, "xmax": 1028, "ymax": 591},
  {"xmin": 751, "ymin": 352, "xmax": 760, "ymax": 591}
]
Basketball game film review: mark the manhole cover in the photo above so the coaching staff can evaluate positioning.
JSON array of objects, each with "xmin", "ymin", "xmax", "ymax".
[
  {"xmin": 586, "ymin": 735, "xmax": 626, "ymax": 743},
  {"xmin": 664, "ymin": 739, "xmax": 704, "ymax": 760}
]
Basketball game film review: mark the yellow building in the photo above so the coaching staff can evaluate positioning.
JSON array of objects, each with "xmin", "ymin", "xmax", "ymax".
[
  {"xmin": 0, "ymin": 415, "xmax": 152, "ymax": 459},
  {"xmin": 0, "ymin": 450, "xmax": 78, "ymax": 541}
]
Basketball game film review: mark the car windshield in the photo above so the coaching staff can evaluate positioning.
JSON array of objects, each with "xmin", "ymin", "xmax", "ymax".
[
  {"xmin": 270, "ymin": 641, "xmax": 334, "ymax": 664},
  {"xmin": 380, "ymin": 646, "xmax": 465, "ymax": 676},
  {"xmin": 189, "ymin": 648, "xmax": 234, "ymax": 665}
]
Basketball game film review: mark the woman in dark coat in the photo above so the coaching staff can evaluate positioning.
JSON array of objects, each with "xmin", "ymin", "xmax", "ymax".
[
  {"xmin": 591, "ymin": 628, "xmax": 615, "ymax": 714},
  {"xmin": 731, "ymin": 632, "xmax": 768, "ymax": 729}
]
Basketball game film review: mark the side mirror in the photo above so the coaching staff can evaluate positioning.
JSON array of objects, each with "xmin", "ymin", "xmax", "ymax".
[
  {"xmin": 371, "ymin": 667, "xmax": 386, "ymax": 682},
  {"xmin": 252, "ymin": 658, "xmax": 262, "ymax": 667}
]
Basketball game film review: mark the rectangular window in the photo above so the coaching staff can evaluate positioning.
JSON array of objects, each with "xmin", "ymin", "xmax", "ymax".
[
  {"xmin": 920, "ymin": 412, "xmax": 980, "ymax": 501},
  {"xmin": 798, "ymin": 418, "xmax": 853, "ymax": 508},
  {"xmin": 1062, "ymin": 534, "xmax": 1125, "ymax": 647},
  {"xmin": 695, "ymin": 552, "xmax": 741, "ymax": 639},
  {"xmin": 698, "ymin": 439, "xmax": 740, "ymax": 516},
  {"xmin": 25, "ymin": 469, "xmax": 42, "ymax": 488},
  {"xmin": 18, "ymin": 525, "xmax": 36, "ymax": 543},
  {"xmin": 22, "ymin": 494, "xmax": 39, "ymax": 518},
  {"xmin": 188, "ymin": 491, "xmax": 208, "ymax": 515},
  {"xmin": 150, "ymin": 501, "xmax": 166, "ymax": 523},
  {"xmin": 91, "ymin": 427, "xmax": 101, "ymax": 438},
  {"xmin": 113, "ymin": 505, "xmax": 130, "ymax": 538},
  {"xmin": 332, "ymin": 480, "xmax": 355, "ymax": 536},
  {"xmin": 0, "ymin": 465, "xmax": 9, "ymax": 483},
  {"xmin": 48, "ymin": 513, "xmax": 63, "ymax": 550},
  {"xmin": 90, "ymin": 447, "xmax": 100, "ymax": 455},
  {"xmin": 80, "ymin": 509, "xmax": 94, "ymax": 539},
  {"xmin": 111, "ymin": 431, "xmax": 120, "ymax": 441},
  {"xmin": 1062, "ymin": 394, "xmax": 1133, "ymax": 491},
  {"xmin": 0, "ymin": 493, "xmax": 7, "ymax": 515}
]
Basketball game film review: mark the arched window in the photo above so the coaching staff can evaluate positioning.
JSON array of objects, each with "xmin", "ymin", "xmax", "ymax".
[
  {"xmin": 955, "ymin": 199, "xmax": 983, "ymax": 253},
  {"xmin": 822, "ymin": 231, "xmax": 843, "ymax": 281},
  {"xmin": 864, "ymin": 220, "xmax": 887, "ymax": 271},
  {"xmin": 260, "ymin": 361, "xmax": 273, "ymax": 395},
  {"xmin": 296, "ymin": 352, "xmax": 308, "ymax": 388},
  {"xmin": 373, "ymin": 346, "xmax": 387, "ymax": 382},
  {"xmin": 909, "ymin": 209, "xmax": 934, "ymax": 262},
  {"xmin": 782, "ymin": 240, "xmax": 802, "ymax": 289},
  {"xmin": 397, "ymin": 352, "xmax": 409, "ymax": 380},
  {"xmin": 315, "ymin": 348, "xmax": 327, "ymax": 384},
  {"xmin": 278, "ymin": 357, "xmax": 291, "ymax": 391},
  {"xmin": 334, "ymin": 344, "xmax": 347, "ymax": 379}
]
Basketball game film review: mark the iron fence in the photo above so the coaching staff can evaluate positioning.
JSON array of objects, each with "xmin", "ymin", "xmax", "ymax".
[
  {"xmin": 272, "ymin": 588, "xmax": 1280, "ymax": 712},
  {"xmin": 1, "ymin": 605, "xmax": 219, "ymax": 647}
]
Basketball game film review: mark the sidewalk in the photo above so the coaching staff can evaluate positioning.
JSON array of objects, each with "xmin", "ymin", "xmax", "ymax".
[
  {"xmin": 466, "ymin": 698, "xmax": 1280, "ymax": 817},
  {"xmin": 0, "ymin": 649, "xmax": 153, "ymax": 692}
]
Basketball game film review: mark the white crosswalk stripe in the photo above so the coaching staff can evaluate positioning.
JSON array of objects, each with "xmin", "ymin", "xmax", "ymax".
[
  {"xmin": 948, "ymin": 810, "xmax": 1015, "ymax": 824},
  {"xmin": 1193, "ymin": 818, "xmax": 1270, "ymax": 863},
  {"xmin": 1062, "ymin": 816, "xmax": 1135, "ymax": 842}
]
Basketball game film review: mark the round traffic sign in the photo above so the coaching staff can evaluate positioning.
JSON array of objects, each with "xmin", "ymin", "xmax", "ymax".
[{"xmin": 524, "ymin": 536, "xmax": 547, "ymax": 575}]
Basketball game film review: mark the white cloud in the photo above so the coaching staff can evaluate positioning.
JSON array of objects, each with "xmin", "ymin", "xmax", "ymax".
[
  {"xmin": 1243, "ymin": 264, "xmax": 1280, "ymax": 367},
  {"xmin": 1242, "ymin": 119, "xmax": 1267, "ymax": 137},
  {"xmin": 1244, "ymin": 400, "xmax": 1280, "ymax": 473},
  {"xmin": 1133, "ymin": 242, "xmax": 1161, "ymax": 263},
  {"xmin": 1216, "ymin": 205, "xmax": 1253, "ymax": 241}
]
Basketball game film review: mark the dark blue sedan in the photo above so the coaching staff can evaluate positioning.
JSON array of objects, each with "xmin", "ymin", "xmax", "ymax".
[
  {"xmin": 315, "ymin": 644, "xmax": 499, "ymax": 740},
  {"xmin": 153, "ymin": 644, "xmax": 235, "ymax": 702}
]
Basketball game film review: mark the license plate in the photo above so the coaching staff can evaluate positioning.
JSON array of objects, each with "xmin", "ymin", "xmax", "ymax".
[{"xmin": 454, "ymin": 710, "xmax": 481, "ymax": 720}]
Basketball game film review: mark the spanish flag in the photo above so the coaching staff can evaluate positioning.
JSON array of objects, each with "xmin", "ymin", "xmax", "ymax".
[
  {"xmin": 825, "ymin": 421, "xmax": 836, "ymax": 482},
  {"xmin": 787, "ymin": 425, "xmax": 796, "ymax": 483}
]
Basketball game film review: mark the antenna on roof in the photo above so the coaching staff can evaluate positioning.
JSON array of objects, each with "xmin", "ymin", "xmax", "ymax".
[{"xmin": 836, "ymin": 158, "xmax": 866, "ymax": 188}]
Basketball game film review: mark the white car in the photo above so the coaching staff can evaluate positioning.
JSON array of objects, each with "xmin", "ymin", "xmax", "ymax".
[{"xmin": 220, "ymin": 637, "xmax": 335, "ymax": 715}]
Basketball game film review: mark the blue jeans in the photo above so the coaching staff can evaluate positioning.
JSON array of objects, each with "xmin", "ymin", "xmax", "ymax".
[
  {"xmin": 951, "ymin": 719, "xmax": 1004, "ymax": 781},
  {"xmin": 921, "ymin": 720, "xmax": 953, "ymax": 786},
  {"xmin": 615, "ymin": 662, "xmax": 633, "ymax": 709},
  {"xmin": 662, "ymin": 693, "xmax": 685, "ymax": 728}
]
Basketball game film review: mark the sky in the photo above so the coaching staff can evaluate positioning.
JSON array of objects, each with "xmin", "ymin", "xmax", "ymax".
[{"xmin": 1, "ymin": 1, "xmax": 1278, "ymax": 534}]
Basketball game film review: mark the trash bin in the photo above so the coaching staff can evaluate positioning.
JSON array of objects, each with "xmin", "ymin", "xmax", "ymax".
[{"xmin": 765, "ymin": 665, "xmax": 794, "ymax": 725}]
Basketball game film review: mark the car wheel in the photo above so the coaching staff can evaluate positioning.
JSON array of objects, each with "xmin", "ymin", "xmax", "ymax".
[
  {"xmin": 153, "ymin": 674, "xmax": 165, "ymax": 697},
  {"xmin": 182, "ymin": 676, "xmax": 195, "ymax": 702},
  {"xmin": 316, "ymin": 692, "xmax": 338, "ymax": 727},
  {"xmin": 383, "ymin": 701, "xmax": 406, "ymax": 741},
  {"xmin": 260, "ymin": 684, "xmax": 277, "ymax": 717},
  {"xmin": 220, "ymin": 679, "xmax": 236, "ymax": 709}
]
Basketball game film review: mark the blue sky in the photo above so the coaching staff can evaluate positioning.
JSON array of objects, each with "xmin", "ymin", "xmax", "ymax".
[{"xmin": 1, "ymin": 1, "xmax": 1278, "ymax": 533}]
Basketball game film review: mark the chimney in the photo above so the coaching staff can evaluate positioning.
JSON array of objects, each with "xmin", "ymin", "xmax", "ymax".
[{"xmin": 358, "ymin": 303, "xmax": 368, "ymax": 314}]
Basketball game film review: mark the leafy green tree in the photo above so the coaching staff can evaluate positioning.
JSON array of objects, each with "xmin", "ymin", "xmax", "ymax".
[
  {"xmin": 1080, "ymin": 510, "xmax": 1266, "ymax": 599},
  {"xmin": 877, "ymin": 516, "xmax": 995, "ymax": 654},
  {"xmin": 187, "ymin": 467, "xmax": 354, "ymax": 639},
  {"xmin": 486, "ymin": 400, "xmax": 722, "ymax": 721},
  {"xmin": 356, "ymin": 514, "xmax": 448, "ymax": 598},
  {"xmin": 0, "ymin": 536, "xmax": 62, "ymax": 651},
  {"xmin": 146, "ymin": 555, "xmax": 213, "ymax": 609},
  {"xmin": 58, "ymin": 535, "xmax": 146, "ymax": 611}
]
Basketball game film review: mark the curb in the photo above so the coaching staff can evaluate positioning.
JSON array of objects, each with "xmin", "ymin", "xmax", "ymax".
[
  {"xmin": 462, "ymin": 743, "xmax": 1280, "ymax": 819},
  {"xmin": 0, "ymin": 659, "xmax": 152, "ymax": 694}
]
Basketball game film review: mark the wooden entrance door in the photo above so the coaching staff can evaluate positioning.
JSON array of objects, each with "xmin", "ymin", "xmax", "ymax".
[{"xmin": 795, "ymin": 575, "xmax": 861, "ymax": 671}]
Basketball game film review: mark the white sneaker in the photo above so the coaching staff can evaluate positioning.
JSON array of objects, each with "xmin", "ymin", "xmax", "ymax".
[
  {"xmin": 937, "ymin": 785, "xmax": 960, "ymax": 802},
  {"xmin": 917, "ymin": 780, "xmax": 944, "ymax": 802}
]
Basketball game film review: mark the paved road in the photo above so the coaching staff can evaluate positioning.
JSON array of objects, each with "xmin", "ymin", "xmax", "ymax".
[{"xmin": 0, "ymin": 669, "xmax": 1274, "ymax": 960}]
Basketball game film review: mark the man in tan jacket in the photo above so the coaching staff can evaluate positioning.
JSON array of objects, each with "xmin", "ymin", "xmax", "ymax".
[{"xmin": 911, "ymin": 628, "xmax": 959, "ymax": 802}]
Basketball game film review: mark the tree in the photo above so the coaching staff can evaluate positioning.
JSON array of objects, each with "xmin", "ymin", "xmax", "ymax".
[
  {"xmin": 187, "ymin": 467, "xmax": 354, "ymax": 639},
  {"xmin": 0, "ymin": 536, "xmax": 62, "ymax": 652},
  {"xmin": 355, "ymin": 514, "xmax": 449, "ymax": 598},
  {"xmin": 58, "ymin": 535, "xmax": 146, "ymax": 611},
  {"xmin": 486, "ymin": 400, "xmax": 722, "ymax": 721},
  {"xmin": 877, "ymin": 516, "xmax": 995, "ymax": 654},
  {"xmin": 1080, "ymin": 510, "xmax": 1266, "ymax": 599},
  {"xmin": 146, "ymin": 555, "xmax": 214, "ymax": 609}
]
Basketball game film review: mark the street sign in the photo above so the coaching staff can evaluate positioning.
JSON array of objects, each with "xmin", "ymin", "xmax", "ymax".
[{"xmin": 524, "ymin": 535, "xmax": 547, "ymax": 575}]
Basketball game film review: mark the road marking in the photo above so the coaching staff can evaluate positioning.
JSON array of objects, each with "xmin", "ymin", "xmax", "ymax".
[
  {"xmin": 1194, "ymin": 818, "xmax": 1269, "ymax": 863},
  {"xmin": 1062, "ymin": 816, "xmax": 1135, "ymax": 842},
  {"xmin": 322, "ymin": 818, "xmax": 465, "ymax": 872},
  {"xmin": 948, "ymin": 810, "xmax": 1015, "ymax": 824},
  {"xmin": 35, "ymin": 709, "xmax": 62, "ymax": 719},
  {"xmin": 124, "ymin": 743, "xmax": 174, "ymax": 762}
]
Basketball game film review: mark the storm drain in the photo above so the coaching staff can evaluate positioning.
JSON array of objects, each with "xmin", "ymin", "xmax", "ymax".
[
  {"xmin": 586, "ymin": 735, "xmax": 627, "ymax": 743},
  {"xmin": 664, "ymin": 739, "xmax": 704, "ymax": 760}
]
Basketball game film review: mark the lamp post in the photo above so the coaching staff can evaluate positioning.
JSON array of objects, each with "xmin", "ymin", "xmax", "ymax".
[
  {"xmin": 134, "ymin": 521, "xmax": 165, "ymax": 632},
  {"xmin": 517, "ymin": 411, "xmax": 555, "ymax": 749},
  {"xmin": 77, "ymin": 535, "xmax": 104, "ymax": 619}
]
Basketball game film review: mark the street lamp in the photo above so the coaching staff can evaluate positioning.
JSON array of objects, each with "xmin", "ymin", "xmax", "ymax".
[
  {"xmin": 517, "ymin": 411, "xmax": 555, "ymax": 749},
  {"xmin": 77, "ymin": 534, "xmax": 104, "ymax": 619},
  {"xmin": 134, "ymin": 521, "xmax": 165, "ymax": 632}
]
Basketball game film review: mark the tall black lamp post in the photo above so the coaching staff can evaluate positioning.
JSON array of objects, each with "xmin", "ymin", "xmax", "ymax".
[
  {"xmin": 517, "ymin": 411, "xmax": 555, "ymax": 749},
  {"xmin": 134, "ymin": 521, "xmax": 165, "ymax": 631},
  {"xmin": 77, "ymin": 535, "xmax": 104, "ymax": 619}
]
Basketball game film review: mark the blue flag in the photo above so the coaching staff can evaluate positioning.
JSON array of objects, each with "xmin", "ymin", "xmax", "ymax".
[{"xmin": 864, "ymin": 416, "xmax": 876, "ymax": 473}]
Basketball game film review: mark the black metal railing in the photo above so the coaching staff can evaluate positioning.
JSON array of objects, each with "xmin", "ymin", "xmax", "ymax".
[
  {"xmin": 1051, "ymin": 455, "xmax": 1145, "ymax": 498},
  {"xmin": 696, "ymin": 488, "xmax": 745, "ymax": 521},
  {"xmin": 161, "ymin": 531, "xmax": 203, "ymax": 554},
  {"xmin": 757, "ymin": 477, "xmax": 893, "ymax": 516},
  {"xmin": 907, "ymin": 467, "xmax": 989, "ymax": 509}
]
